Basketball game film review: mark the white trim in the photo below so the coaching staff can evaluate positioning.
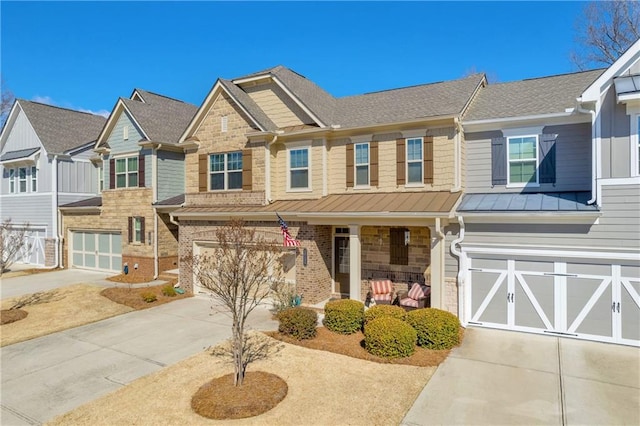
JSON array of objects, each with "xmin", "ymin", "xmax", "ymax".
[
  {"xmin": 463, "ymin": 111, "xmax": 588, "ymax": 133},
  {"xmin": 221, "ymin": 116, "xmax": 228, "ymax": 133},
  {"xmin": 506, "ymin": 134, "xmax": 539, "ymax": 186},
  {"xmin": 632, "ymin": 113, "xmax": 640, "ymax": 177},
  {"xmin": 459, "ymin": 212, "xmax": 600, "ymax": 225},
  {"xmin": 208, "ymin": 151, "xmax": 243, "ymax": 191},
  {"xmin": 599, "ymin": 176, "xmax": 640, "ymax": 186},
  {"xmin": 286, "ymin": 142, "xmax": 312, "ymax": 192},
  {"xmin": 405, "ymin": 137, "xmax": 423, "ymax": 185},
  {"xmin": 30, "ymin": 165, "xmax": 37, "ymax": 192},
  {"xmin": 17, "ymin": 166, "xmax": 28, "ymax": 193},
  {"xmin": 501, "ymin": 126, "xmax": 544, "ymax": 137},
  {"xmin": 123, "ymin": 125, "xmax": 129, "ymax": 141},
  {"xmin": 462, "ymin": 245, "xmax": 640, "ymax": 262}
]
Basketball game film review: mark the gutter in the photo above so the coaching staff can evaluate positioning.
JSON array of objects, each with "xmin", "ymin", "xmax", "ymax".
[
  {"xmin": 449, "ymin": 215, "xmax": 466, "ymax": 323},
  {"xmin": 452, "ymin": 118, "xmax": 462, "ymax": 192},
  {"xmin": 43, "ymin": 154, "xmax": 60, "ymax": 269},
  {"xmin": 575, "ymin": 100, "xmax": 599, "ymax": 205}
]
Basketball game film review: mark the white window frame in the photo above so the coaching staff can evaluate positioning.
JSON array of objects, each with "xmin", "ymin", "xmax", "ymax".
[
  {"xmin": 287, "ymin": 143, "xmax": 312, "ymax": 192},
  {"xmin": 405, "ymin": 137, "xmax": 423, "ymax": 186},
  {"xmin": 18, "ymin": 167, "xmax": 28, "ymax": 193},
  {"xmin": 354, "ymin": 142, "xmax": 370, "ymax": 188},
  {"xmin": 9, "ymin": 168, "xmax": 15, "ymax": 193},
  {"xmin": 209, "ymin": 151, "xmax": 243, "ymax": 191},
  {"xmin": 506, "ymin": 134, "xmax": 540, "ymax": 187},
  {"xmin": 115, "ymin": 156, "xmax": 139, "ymax": 188},
  {"xmin": 30, "ymin": 166, "xmax": 37, "ymax": 192},
  {"xmin": 133, "ymin": 217, "xmax": 142, "ymax": 243}
]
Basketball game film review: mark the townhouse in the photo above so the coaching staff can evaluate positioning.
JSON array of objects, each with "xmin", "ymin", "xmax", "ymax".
[
  {"xmin": 59, "ymin": 89, "xmax": 197, "ymax": 279},
  {"xmin": 0, "ymin": 100, "xmax": 106, "ymax": 267}
]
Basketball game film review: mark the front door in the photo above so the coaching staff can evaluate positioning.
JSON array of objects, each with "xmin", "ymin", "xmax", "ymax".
[{"xmin": 334, "ymin": 236, "xmax": 350, "ymax": 295}]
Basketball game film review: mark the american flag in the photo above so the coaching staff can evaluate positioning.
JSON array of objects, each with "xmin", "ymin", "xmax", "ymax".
[{"xmin": 276, "ymin": 213, "xmax": 301, "ymax": 247}]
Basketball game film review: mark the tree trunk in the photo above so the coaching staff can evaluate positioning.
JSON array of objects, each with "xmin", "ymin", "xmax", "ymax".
[{"xmin": 233, "ymin": 321, "xmax": 245, "ymax": 386}]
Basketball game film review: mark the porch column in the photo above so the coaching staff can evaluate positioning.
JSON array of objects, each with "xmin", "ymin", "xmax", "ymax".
[
  {"xmin": 349, "ymin": 224, "xmax": 361, "ymax": 301},
  {"xmin": 428, "ymin": 222, "xmax": 445, "ymax": 309}
]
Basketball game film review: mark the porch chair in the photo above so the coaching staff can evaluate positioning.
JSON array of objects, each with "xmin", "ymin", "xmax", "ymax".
[
  {"xmin": 398, "ymin": 282, "xmax": 431, "ymax": 311},
  {"xmin": 369, "ymin": 279, "xmax": 395, "ymax": 305}
]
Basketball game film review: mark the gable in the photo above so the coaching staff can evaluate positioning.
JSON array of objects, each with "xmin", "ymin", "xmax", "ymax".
[
  {"xmin": 105, "ymin": 109, "xmax": 145, "ymax": 154},
  {"xmin": 1, "ymin": 107, "xmax": 44, "ymax": 155},
  {"xmin": 581, "ymin": 39, "xmax": 640, "ymax": 102},
  {"xmin": 243, "ymin": 82, "xmax": 315, "ymax": 128}
]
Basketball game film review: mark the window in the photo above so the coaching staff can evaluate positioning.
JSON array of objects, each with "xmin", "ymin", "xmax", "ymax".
[
  {"xmin": 209, "ymin": 151, "xmax": 242, "ymax": 190},
  {"xmin": 18, "ymin": 167, "xmax": 27, "ymax": 193},
  {"xmin": 406, "ymin": 138, "xmax": 423, "ymax": 184},
  {"xmin": 221, "ymin": 116, "xmax": 228, "ymax": 132},
  {"xmin": 129, "ymin": 216, "xmax": 145, "ymax": 244},
  {"xmin": 31, "ymin": 166, "xmax": 37, "ymax": 192},
  {"xmin": 123, "ymin": 125, "xmax": 129, "ymax": 141},
  {"xmin": 390, "ymin": 228, "xmax": 409, "ymax": 265},
  {"xmin": 354, "ymin": 143, "xmax": 369, "ymax": 186},
  {"xmin": 9, "ymin": 169, "xmax": 15, "ymax": 193},
  {"xmin": 288, "ymin": 147, "xmax": 310, "ymax": 190},
  {"xmin": 508, "ymin": 135, "xmax": 538, "ymax": 185},
  {"xmin": 98, "ymin": 164, "xmax": 104, "ymax": 191},
  {"xmin": 115, "ymin": 156, "xmax": 138, "ymax": 188}
]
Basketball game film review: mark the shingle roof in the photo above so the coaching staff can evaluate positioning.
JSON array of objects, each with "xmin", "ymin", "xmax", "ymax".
[
  {"xmin": 228, "ymin": 66, "xmax": 485, "ymax": 130},
  {"xmin": 219, "ymin": 79, "xmax": 276, "ymax": 131},
  {"xmin": 17, "ymin": 100, "xmax": 107, "ymax": 154},
  {"xmin": 59, "ymin": 196, "xmax": 102, "ymax": 208},
  {"xmin": 0, "ymin": 147, "xmax": 40, "ymax": 162},
  {"xmin": 121, "ymin": 90, "xmax": 198, "ymax": 143},
  {"xmin": 457, "ymin": 192, "xmax": 598, "ymax": 212},
  {"xmin": 464, "ymin": 69, "xmax": 605, "ymax": 121},
  {"xmin": 154, "ymin": 193, "xmax": 185, "ymax": 206}
]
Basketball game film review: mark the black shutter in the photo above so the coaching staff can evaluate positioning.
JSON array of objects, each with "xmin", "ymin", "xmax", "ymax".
[
  {"xmin": 491, "ymin": 137, "xmax": 507, "ymax": 186},
  {"xmin": 539, "ymin": 134, "xmax": 557, "ymax": 184},
  {"xmin": 128, "ymin": 217, "xmax": 133, "ymax": 243},
  {"xmin": 110, "ymin": 158, "xmax": 115, "ymax": 189},
  {"xmin": 138, "ymin": 155, "xmax": 145, "ymax": 187},
  {"xmin": 140, "ymin": 217, "xmax": 145, "ymax": 244}
]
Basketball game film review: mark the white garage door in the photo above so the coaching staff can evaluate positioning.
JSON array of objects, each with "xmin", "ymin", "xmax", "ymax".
[
  {"xmin": 465, "ymin": 252, "xmax": 640, "ymax": 347},
  {"xmin": 71, "ymin": 231, "xmax": 122, "ymax": 273},
  {"xmin": 16, "ymin": 227, "xmax": 47, "ymax": 266}
]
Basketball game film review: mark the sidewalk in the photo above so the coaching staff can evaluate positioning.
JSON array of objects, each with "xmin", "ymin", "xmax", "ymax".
[
  {"xmin": 0, "ymin": 295, "xmax": 279, "ymax": 425},
  {"xmin": 402, "ymin": 327, "xmax": 640, "ymax": 425}
]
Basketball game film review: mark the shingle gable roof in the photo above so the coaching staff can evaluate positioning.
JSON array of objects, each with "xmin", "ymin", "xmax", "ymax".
[
  {"xmin": 17, "ymin": 100, "xmax": 106, "ymax": 154},
  {"xmin": 464, "ymin": 69, "xmax": 606, "ymax": 122},
  {"xmin": 219, "ymin": 79, "xmax": 277, "ymax": 131},
  {"xmin": 120, "ymin": 89, "xmax": 198, "ymax": 143}
]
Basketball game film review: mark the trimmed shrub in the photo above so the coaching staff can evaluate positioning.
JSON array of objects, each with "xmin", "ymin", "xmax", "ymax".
[
  {"xmin": 162, "ymin": 284, "xmax": 177, "ymax": 297},
  {"xmin": 323, "ymin": 299, "xmax": 364, "ymax": 334},
  {"xmin": 364, "ymin": 305, "xmax": 406, "ymax": 325},
  {"xmin": 141, "ymin": 292, "xmax": 157, "ymax": 303},
  {"xmin": 405, "ymin": 308, "xmax": 460, "ymax": 350},
  {"xmin": 364, "ymin": 317, "xmax": 417, "ymax": 358},
  {"xmin": 277, "ymin": 307, "xmax": 318, "ymax": 340}
]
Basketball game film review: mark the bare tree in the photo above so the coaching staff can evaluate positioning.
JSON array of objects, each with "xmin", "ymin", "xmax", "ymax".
[
  {"xmin": 187, "ymin": 219, "xmax": 285, "ymax": 386},
  {"xmin": 0, "ymin": 219, "xmax": 32, "ymax": 275},
  {"xmin": 571, "ymin": 1, "xmax": 640, "ymax": 70},
  {"xmin": 1, "ymin": 76, "xmax": 15, "ymax": 127}
]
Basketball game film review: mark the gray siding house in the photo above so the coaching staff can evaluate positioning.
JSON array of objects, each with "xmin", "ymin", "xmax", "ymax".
[
  {"xmin": 455, "ymin": 39, "xmax": 640, "ymax": 347},
  {"xmin": 0, "ymin": 100, "xmax": 106, "ymax": 267},
  {"xmin": 60, "ymin": 89, "xmax": 196, "ymax": 278}
]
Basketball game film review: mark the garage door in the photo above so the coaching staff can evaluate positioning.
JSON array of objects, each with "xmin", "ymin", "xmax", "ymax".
[
  {"xmin": 71, "ymin": 231, "xmax": 122, "ymax": 273},
  {"xmin": 16, "ymin": 227, "xmax": 47, "ymax": 266},
  {"xmin": 465, "ymin": 252, "xmax": 640, "ymax": 347}
]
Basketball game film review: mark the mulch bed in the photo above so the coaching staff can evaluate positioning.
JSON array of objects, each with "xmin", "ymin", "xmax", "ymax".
[
  {"xmin": 265, "ymin": 326, "xmax": 465, "ymax": 367},
  {"xmin": 0, "ymin": 309, "xmax": 28, "ymax": 325},
  {"xmin": 191, "ymin": 371, "xmax": 288, "ymax": 420},
  {"xmin": 100, "ymin": 282, "xmax": 190, "ymax": 310},
  {"xmin": 106, "ymin": 273, "xmax": 153, "ymax": 284}
]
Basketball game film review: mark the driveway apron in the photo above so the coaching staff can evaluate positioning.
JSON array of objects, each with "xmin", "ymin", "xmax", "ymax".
[
  {"xmin": 0, "ymin": 296, "xmax": 279, "ymax": 425},
  {"xmin": 402, "ymin": 327, "xmax": 640, "ymax": 425},
  {"xmin": 0, "ymin": 269, "xmax": 112, "ymax": 299}
]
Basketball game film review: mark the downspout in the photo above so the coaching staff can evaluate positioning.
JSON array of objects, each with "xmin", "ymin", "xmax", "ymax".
[
  {"xmin": 452, "ymin": 118, "xmax": 462, "ymax": 192},
  {"xmin": 449, "ymin": 215, "xmax": 466, "ymax": 323},
  {"xmin": 152, "ymin": 146, "xmax": 159, "ymax": 279},
  {"xmin": 45, "ymin": 154, "xmax": 60, "ymax": 269},
  {"xmin": 576, "ymin": 101, "xmax": 598, "ymax": 205}
]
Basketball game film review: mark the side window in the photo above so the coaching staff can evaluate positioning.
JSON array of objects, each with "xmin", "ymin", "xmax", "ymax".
[
  {"xmin": 31, "ymin": 166, "xmax": 37, "ymax": 192},
  {"xmin": 9, "ymin": 168, "xmax": 15, "ymax": 193},
  {"xmin": 354, "ymin": 143, "xmax": 369, "ymax": 187},
  {"xmin": 288, "ymin": 147, "xmax": 310, "ymax": 190},
  {"xmin": 507, "ymin": 135, "xmax": 538, "ymax": 185},
  {"xmin": 18, "ymin": 167, "xmax": 27, "ymax": 193}
]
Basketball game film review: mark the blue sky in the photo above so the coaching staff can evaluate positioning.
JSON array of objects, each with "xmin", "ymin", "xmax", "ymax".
[{"xmin": 1, "ymin": 1, "xmax": 589, "ymax": 117}]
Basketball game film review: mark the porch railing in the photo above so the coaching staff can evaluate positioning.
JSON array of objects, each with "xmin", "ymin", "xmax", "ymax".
[{"xmin": 361, "ymin": 267, "xmax": 426, "ymax": 285}]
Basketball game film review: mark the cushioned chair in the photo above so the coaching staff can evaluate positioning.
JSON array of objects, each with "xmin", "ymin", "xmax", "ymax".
[
  {"xmin": 398, "ymin": 283, "xmax": 431, "ymax": 311},
  {"xmin": 369, "ymin": 279, "xmax": 395, "ymax": 305}
]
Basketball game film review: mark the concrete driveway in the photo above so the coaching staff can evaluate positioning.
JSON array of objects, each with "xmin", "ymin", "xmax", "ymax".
[
  {"xmin": 402, "ymin": 327, "xmax": 640, "ymax": 425},
  {"xmin": 0, "ymin": 295, "xmax": 279, "ymax": 425},
  {"xmin": 0, "ymin": 269, "xmax": 112, "ymax": 299}
]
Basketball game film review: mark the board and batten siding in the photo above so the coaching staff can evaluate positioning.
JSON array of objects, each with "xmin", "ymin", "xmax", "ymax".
[
  {"xmin": 57, "ymin": 159, "xmax": 98, "ymax": 193},
  {"xmin": 463, "ymin": 184, "xmax": 640, "ymax": 251},
  {"xmin": 106, "ymin": 111, "xmax": 145, "ymax": 155},
  {"xmin": 465, "ymin": 123, "xmax": 592, "ymax": 194},
  {"xmin": 2, "ymin": 109, "xmax": 41, "ymax": 152},
  {"xmin": 600, "ymin": 89, "xmax": 633, "ymax": 179},
  {"xmin": 157, "ymin": 150, "xmax": 185, "ymax": 201},
  {"xmin": 0, "ymin": 195, "xmax": 53, "ymax": 236}
]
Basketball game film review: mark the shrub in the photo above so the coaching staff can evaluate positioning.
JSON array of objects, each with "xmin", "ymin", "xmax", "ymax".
[
  {"xmin": 364, "ymin": 305, "xmax": 406, "ymax": 325},
  {"xmin": 364, "ymin": 317, "xmax": 417, "ymax": 358},
  {"xmin": 277, "ymin": 307, "xmax": 318, "ymax": 340},
  {"xmin": 322, "ymin": 299, "xmax": 364, "ymax": 334},
  {"xmin": 405, "ymin": 308, "xmax": 460, "ymax": 350},
  {"xmin": 162, "ymin": 284, "xmax": 177, "ymax": 297},
  {"xmin": 141, "ymin": 292, "xmax": 157, "ymax": 303}
]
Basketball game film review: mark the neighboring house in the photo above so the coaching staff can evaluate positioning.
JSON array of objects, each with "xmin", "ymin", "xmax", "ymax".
[
  {"xmin": 456, "ymin": 39, "xmax": 640, "ymax": 346},
  {"xmin": 173, "ymin": 65, "xmax": 486, "ymax": 312},
  {"xmin": 59, "ymin": 89, "xmax": 197, "ymax": 278},
  {"xmin": 0, "ymin": 100, "xmax": 106, "ymax": 266}
]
